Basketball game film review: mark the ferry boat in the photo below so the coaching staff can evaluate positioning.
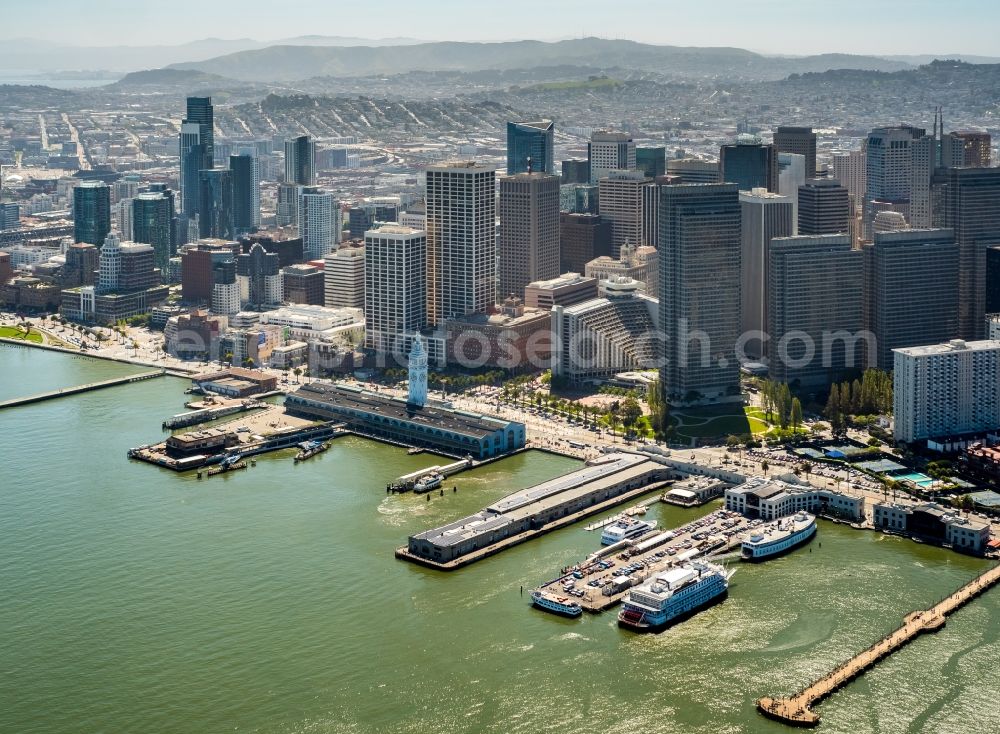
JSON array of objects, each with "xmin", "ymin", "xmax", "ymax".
[
  {"xmin": 741, "ymin": 512, "xmax": 816, "ymax": 562},
  {"xmin": 600, "ymin": 518, "xmax": 658, "ymax": 546},
  {"xmin": 530, "ymin": 590, "xmax": 583, "ymax": 618},
  {"xmin": 617, "ymin": 561, "xmax": 733, "ymax": 632},
  {"xmin": 413, "ymin": 473, "xmax": 444, "ymax": 493}
]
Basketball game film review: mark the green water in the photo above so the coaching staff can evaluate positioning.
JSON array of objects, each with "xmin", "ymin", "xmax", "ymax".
[{"xmin": 1, "ymin": 348, "xmax": 998, "ymax": 734}]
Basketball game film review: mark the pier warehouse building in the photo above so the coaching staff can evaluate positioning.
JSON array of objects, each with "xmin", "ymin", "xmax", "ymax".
[
  {"xmin": 285, "ymin": 382, "xmax": 525, "ymax": 459},
  {"xmin": 406, "ymin": 453, "xmax": 667, "ymax": 564}
]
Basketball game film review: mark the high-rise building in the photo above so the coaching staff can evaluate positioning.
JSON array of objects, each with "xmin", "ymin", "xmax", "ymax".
[
  {"xmin": 298, "ymin": 187, "xmax": 338, "ymax": 260},
  {"xmin": 0, "ymin": 202, "xmax": 19, "ymax": 230},
  {"xmin": 766, "ymin": 234, "xmax": 863, "ymax": 386},
  {"xmin": 61, "ymin": 243, "xmax": 99, "ymax": 288},
  {"xmin": 864, "ymin": 125, "xmax": 925, "ymax": 238},
  {"xmin": 524, "ymin": 272, "xmax": 599, "ymax": 310},
  {"xmin": 282, "ymin": 263, "xmax": 325, "ymax": 305},
  {"xmin": 211, "ymin": 259, "xmax": 240, "ymax": 316},
  {"xmin": 114, "ymin": 197, "xmax": 133, "ymax": 241},
  {"xmin": 561, "ymin": 159, "xmax": 590, "ymax": 185},
  {"xmin": 773, "ymin": 126, "xmax": 817, "ymax": 179},
  {"xmin": 179, "ymin": 122, "xmax": 204, "ymax": 217},
  {"xmin": 236, "ymin": 242, "xmax": 282, "ymax": 310},
  {"xmin": 797, "ymin": 178, "xmax": 851, "ymax": 236},
  {"xmin": 588, "ymin": 131, "xmax": 635, "ymax": 183},
  {"xmin": 598, "ymin": 169, "xmax": 651, "ymax": 257},
  {"xmin": 185, "ymin": 97, "xmax": 214, "ymax": 166},
  {"xmin": 425, "ymin": 161, "xmax": 496, "ymax": 326},
  {"xmin": 739, "ymin": 189, "xmax": 794, "ymax": 357},
  {"xmin": 97, "ymin": 231, "xmax": 160, "ymax": 295},
  {"xmin": 560, "ymin": 183, "xmax": 599, "ymax": 214},
  {"xmin": 324, "ymin": 245, "xmax": 365, "ymax": 309},
  {"xmin": 506, "ymin": 121, "xmax": 554, "ymax": 175},
  {"xmin": 198, "ymin": 169, "xmax": 233, "ymax": 240},
  {"xmin": 659, "ymin": 183, "xmax": 742, "ymax": 403},
  {"xmin": 941, "ymin": 131, "xmax": 991, "ymax": 168},
  {"xmin": 777, "ymin": 153, "xmax": 806, "ymax": 228},
  {"xmin": 832, "ymin": 149, "xmax": 866, "ymax": 214},
  {"xmin": 348, "ymin": 206, "xmax": 373, "ymax": 240},
  {"xmin": 276, "ymin": 183, "xmax": 300, "ymax": 228},
  {"xmin": 931, "ymin": 167, "xmax": 1000, "ymax": 340},
  {"xmin": 560, "ymin": 212, "xmax": 612, "ymax": 273},
  {"xmin": 636, "ymin": 147, "xmax": 666, "ymax": 179},
  {"xmin": 720, "ymin": 135, "xmax": 778, "ymax": 192},
  {"xmin": 132, "ymin": 189, "xmax": 177, "ymax": 280},
  {"xmin": 894, "ymin": 339, "xmax": 1000, "ymax": 443},
  {"xmin": 73, "ymin": 180, "xmax": 111, "ymax": 246},
  {"xmin": 666, "ymin": 158, "xmax": 719, "ymax": 184},
  {"xmin": 987, "ymin": 246, "xmax": 1000, "ymax": 315},
  {"xmin": 284, "ymin": 135, "xmax": 316, "ymax": 186},
  {"xmin": 238, "ymin": 234, "xmax": 304, "ymax": 268},
  {"xmin": 229, "ymin": 153, "xmax": 260, "ymax": 235},
  {"xmin": 364, "ymin": 225, "xmax": 426, "ymax": 352},
  {"xmin": 864, "ymin": 228, "xmax": 959, "ymax": 369},
  {"xmin": 181, "ymin": 239, "xmax": 241, "ymax": 304},
  {"xmin": 497, "ymin": 173, "xmax": 560, "ymax": 301}
]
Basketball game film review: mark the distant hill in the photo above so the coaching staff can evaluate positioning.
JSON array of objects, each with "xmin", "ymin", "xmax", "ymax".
[
  {"xmin": 167, "ymin": 38, "xmax": 914, "ymax": 82},
  {"xmin": 109, "ymin": 68, "xmax": 239, "ymax": 89}
]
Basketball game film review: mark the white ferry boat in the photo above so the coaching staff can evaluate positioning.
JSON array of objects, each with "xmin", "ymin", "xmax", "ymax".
[
  {"xmin": 531, "ymin": 590, "xmax": 583, "ymax": 618},
  {"xmin": 618, "ymin": 561, "xmax": 733, "ymax": 632},
  {"xmin": 413, "ymin": 473, "xmax": 444, "ymax": 493},
  {"xmin": 601, "ymin": 518, "xmax": 658, "ymax": 546},
  {"xmin": 741, "ymin": 512, "xmax": 816, "ymax": 562}
]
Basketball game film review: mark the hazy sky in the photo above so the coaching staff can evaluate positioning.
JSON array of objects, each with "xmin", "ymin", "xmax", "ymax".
[{"xmin": 8, "ymin": 0, "xmax": 1000, "ymax": 56}]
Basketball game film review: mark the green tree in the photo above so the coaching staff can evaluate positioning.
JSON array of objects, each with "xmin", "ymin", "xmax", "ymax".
[
  {"xmin": 620, "ymin": 397, "xmax": 642, "ymax": 431},
  {"xmin": 790, "ymin": 397, "xmax": 802, "ymax": 431}
]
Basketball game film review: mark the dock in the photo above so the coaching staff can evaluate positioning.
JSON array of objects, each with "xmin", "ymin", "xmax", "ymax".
[
  {"xmin": 757, "ymin": 562, "xmax": 1000, "ymax": 728},
  {"xmin": 532, "ymin": 509, "xmax": 751, "ymax": 614},
  {"xmin": 583, "ymin": 495, "xmax": 662, "ymax": 531},
  {"xmin": 0, "ymin": 370, "xmax": 166, "ymax": 410}
]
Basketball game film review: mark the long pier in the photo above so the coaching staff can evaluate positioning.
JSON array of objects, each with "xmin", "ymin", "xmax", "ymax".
[
  {"xmin": 0, "ymin": 370, "xmax": 166, "ymax": 409},
  {"xmin": 757, "ymin": 562, "xmax": 1000, "ymax": 728}
]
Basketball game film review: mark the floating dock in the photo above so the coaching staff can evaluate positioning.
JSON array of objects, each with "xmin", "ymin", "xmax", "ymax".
[
  {"xmin": 0, "ymin": 370, "xmax": 166, "ymax": 410},
  {"xmin": 757, "ymin": 562, "xmax": 1000, "ymax": 728}
]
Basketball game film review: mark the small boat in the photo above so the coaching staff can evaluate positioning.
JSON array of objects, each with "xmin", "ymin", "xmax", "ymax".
[
  {"xmin": 531, "ymin": 590, "xmax": 583, "ymax": 618},
  {"xmin": 413, "ymin": 473, "xmax": 444, "ymax": 493}
]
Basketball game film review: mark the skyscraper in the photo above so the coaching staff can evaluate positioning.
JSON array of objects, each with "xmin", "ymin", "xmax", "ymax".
[
  {"xmin": 766, "ymin": 234, "xmax": 863, "ymax": 387},
  {"xmin": 559, "ymin": 213, "xmax": 613, "ymax": 273},
  {"xmin": 73, "ymin": 180, "xmax": 111, "ymax": 246},
  {"xmin": 284, "ymin": 135, "xmax": 316, "ymax": 186},
  {"xmin": 931, "ymin": 166, "xmax": 1000, "ymax": 339},
  {"xmin": 864, "ymin": 125, "xmax": 925, "ymax": 238},
  {"xmin": 797, "ymin": 178, "xmax": 851, "ymax": 236},
  {"xmin": 942, "ymin": 131, "xmax": 991, "ymax": 168},
  {"xmin": 773, "ymin": 126, "xmax": 817, "ymax": 179},
  {"xmin": 506, "ymin": 120, "xmax": 554, "ymax": 175},
  {"xmin": 364, "ymin": 225, "xmax": 427, "ymax": 352},
  {"xmin": 425, "ymin": 161, "xmax": 496, "ymax": 326},
  {"xmin": 561, "ymin": 159, "xmax": 590, "ymax": 185},
  {"xmin": 659, "ymin": 183, "xmax": 742, "ymax": 403},
  {"xmin": 185, "ymin": 97, "xmax": 214, "ymax": 166},
  {"xmin": 739, "ymin": 189, "xmax": 794, "ymax": 358},
  {"xmin": 132, "ymin": 188, "xmax": 176, "ymax": 280},
  {"xmin": 298, "ymin": 187, "xmax": 338, "ymax": 260},
  {"xmin": 324, "ymin": 245, "xmax": 365, "ymax": 309},
  {"xmin": 497, "ymin": 172, "xmax": 560, "ymax": 301},
  {"xmin": 636, "ymin": 147, "xmax": 667, "ymax": 179},
  {"xmin": 236, "ymin": 243, "xmax": 282, "ymax": 310},
  {"xmin": 597, "ymin": 170, "xmax": 651, "ymax": 257},
  {"xmin": 198, "ymin": 169, "xmax": 234, "ymax": 240},
  {"xmin": 276, "ymin": 183, "xmax": 300, "ymax": 228},
  {"xmin": 666, "ymin": 158, "xmax": 719, "ymax": 184},
  {"xmin": 832, "ymin": 149, "xmax": 866, "ymax": 214},
  {"xmin": 864, "ymin": 228, "xmax": 959, "ymax": 369},
  {"xmin": 179, "ymin": 122, "xmax": 205, "ymax": 216},
  {"xmin": 720, "ymin": 135, "xmax": 778, "ymax": 192},
  {"xmin": 229, "ymin": 153, "xmax": 260, "ymax": 236},
  {"xmin": 588, "ymin": 131, "xmax": 635, "ymax": 183}
]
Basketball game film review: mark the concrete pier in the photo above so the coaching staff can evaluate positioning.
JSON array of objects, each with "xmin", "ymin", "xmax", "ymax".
[
  {"xmin": 757, "ymin": 562, "xmax": 1000, "ymax": 728},
  {"xmin": 0, "ymin": 370, "xmax": 166, "ymax": 410}
]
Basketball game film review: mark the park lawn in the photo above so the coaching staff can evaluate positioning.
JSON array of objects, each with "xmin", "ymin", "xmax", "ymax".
[
  {"xmin": 0, "ymin": 326, "xmax": 43, "ymax": 343},
  {"xmin": 671, "ymin": 404, "xmax": 772, "ymax": 440}
]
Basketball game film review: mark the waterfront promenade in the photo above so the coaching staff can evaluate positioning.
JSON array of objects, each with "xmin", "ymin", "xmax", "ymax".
[{"xmin": 758, "ymin": 561, "xmax": 1000, "ymax": 727}]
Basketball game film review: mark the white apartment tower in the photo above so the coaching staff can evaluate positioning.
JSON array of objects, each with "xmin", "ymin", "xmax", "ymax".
[
  {"xmin": 588, "ymin": 131, "xmax": 636, "ymax": 183},
  {"xmin": 324, "ymin": 245, "xmax": 365, "ymax": 309},
  {"xmin": 894, "ymin": 339, "xmax": 1000, "ymax": 443},
  {"xmin": 298, "ymin": 188, "xmax": 339, "ymax": 260},
  {"xmin": 598, "ymin": 169, "xmax": 651, "ymax": 257},
  {"xmin": 425, "ymin": 161, "xmax": 496, "ymax": 326}
]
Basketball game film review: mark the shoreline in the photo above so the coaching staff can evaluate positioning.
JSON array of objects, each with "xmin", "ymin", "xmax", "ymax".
[{"xmin": 0, "ymin": 336, "xmax": 198, "ymax": 377}]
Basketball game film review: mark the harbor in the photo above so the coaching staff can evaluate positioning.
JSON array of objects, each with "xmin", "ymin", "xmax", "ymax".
[{"xmin": 0, "ymin": 368, "xmax": 166, "ymax": 409}]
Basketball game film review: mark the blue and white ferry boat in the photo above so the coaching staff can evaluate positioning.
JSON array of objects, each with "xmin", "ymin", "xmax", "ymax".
[
  {"xmin": 741, "ymin": 512, "xmax": 816, "ymax": 561},
  {"xmin": 617, "ymin": 561, "xmax": 733, "ymax": 632}
]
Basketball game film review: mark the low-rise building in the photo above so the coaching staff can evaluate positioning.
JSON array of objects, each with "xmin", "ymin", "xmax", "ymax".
[
  {"xmin": 268, "ymin": 341, "xmax": 309, "ymax": 369},
  {"xmin": 1, "ymin": 275, "xmax": 62, "ymax": 311},
  {"xmin": 873, "ymin": 501, "xmax": 991, "ymax": 553},
  {"xmin": 192, "ymin": 367, "xmax": 278, "ymax": 397},
  {"xmin": 523, "ymin": 272, "xmax": 599, "ymax": 311},
  {"xmin": 584, "ymin": 242, "xmax": 658, "ymax": 297},
  {"xmin": 724, "ymin": 477, "xmax": 865, "ymax": 521},
  {"xmin": 258, "ymin": 303, "xmax": 364, "ymax": 344}
]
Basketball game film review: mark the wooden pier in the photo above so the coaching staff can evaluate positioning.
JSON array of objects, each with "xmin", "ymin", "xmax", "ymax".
[
  {"xmin": 757, "ymin": 562, "xmax": 1000, "ymax": 728},
  {"xmin": 0, "ymin": 370, "xmax": 166, "ymax": 410}
]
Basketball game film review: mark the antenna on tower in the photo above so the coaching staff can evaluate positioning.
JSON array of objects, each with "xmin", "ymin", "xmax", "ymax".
[{"xmin": 526, "ymin": 156, "xmax": 533, "ymax": 175}]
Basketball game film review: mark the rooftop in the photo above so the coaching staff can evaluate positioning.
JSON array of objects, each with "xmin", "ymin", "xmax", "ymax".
[{"xmin": 894, "ymin": 339, "xmax": 1000, "ymax": 357}]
